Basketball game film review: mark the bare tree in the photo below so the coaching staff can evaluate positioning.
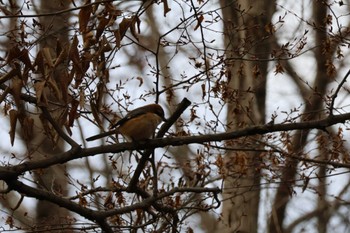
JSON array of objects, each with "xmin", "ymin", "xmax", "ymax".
[{"xmin": 1, "ymin": 1, "xmax": 350, "ymax": 232}]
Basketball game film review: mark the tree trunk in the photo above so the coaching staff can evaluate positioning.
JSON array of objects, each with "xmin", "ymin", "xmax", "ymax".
[
  {"xmin": 32, "ymin": 0, "xmax": 72, "ymax": 229},
  {"xmin": 218, "ymin": 1, "xmax": 275, "ymax": 232},
  {"xmin": 269, "ymin": 1, "xmax": 331, "ymax": 232}
]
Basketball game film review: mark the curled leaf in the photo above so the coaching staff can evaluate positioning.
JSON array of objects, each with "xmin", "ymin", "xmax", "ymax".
[
  {"xmin": 9, "ymin": 109, "xmax": 18, "ymax": 146},
  {"xmin": 194, "ymin": 14, "xmax": 204, "ymax": 31},
  {"xmin": 78, "ymin": 0, "xmax": 92, "ymax": 33}
]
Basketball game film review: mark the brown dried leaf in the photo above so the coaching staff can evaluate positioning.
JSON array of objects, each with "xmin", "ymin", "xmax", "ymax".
[
  {"xmin": 175, "ymin": 194, "xmax": 181, "ymax": 207},
  {"xmin": 161, "ymin": 0, "xmax": 171, "ymax": 16},
  {"xmin": 103, "ymin": 192, "xmax": 115, "ymax": 209},
  {"xmin": 96, "ymin": 16, "xmax": 109, "ymax": 41},
  {"xmin": 114, "ymin": 29, "xmax": 121, "ymax": 48},
  {"xmin": 42, "ymin": 48, "xmax": 54, "ymax": 68},
  {"xmin": 234, "ymin": 152, "xmax": 248, "ymax": 174},
  {"xmin": 118, "ymin": 16, "xmax": 141, "ymax": 41},
  {"xmin": 0, "ymin": 86, "xmax": 10, "ymax": 104},
  {"xmin": 0, "ymin": 69, "xmax": 17, "ymax": 86},
  {"xmin": 6, "ymin": 46, "xmax": 21, "ymax": 64},
  {"xmin": 54, "ymin": 48, "xmax": 68, "ymax": 67},
  {"xmin": 69, "ymin": 35, "xmax": 80, "ymax": 65},
  {"xmin": 136, "ymin": 76, "xmax": 143, "ymax": 87},
  {"xmin": 79, "ymin": 195, "xmax": 88, "ymax": 207},
  {"xmin": 79, "ymin": 0, "xmax": 92, "ymax": 33},
  {"xmin": 18, "ymin": 48, "xmax": 33, "ymax": 69},
  {"xmin": 83, "ymin": 31, "xmax": 95, "ymax": 49},
  {"xmin": 22, "ymin": 116, "xmax": 34, "ymax": 142},
  {"xmin": 274, "ymin": 62, "xmax": 284, "ymax": 75},
  {"xmin": 201, "ymin": 83, "xmax": 206, "ymax": 100},
  {"xmin": 118, "ymin": 18, "xmax": 132, "ymax": 39},
  {"xmin": 47, "ymin": 78, "xmax": 61, "ymax": 100},
  {"xmin": 131, "ymin": 16, "xmax": 141, "ymax": 40},
  {"xmin": 5, "ymin": 216, "xmax": 14, "ymax": 228},
  {"xmin": 326, "ymin": 59, "xmax": 336, "ymax": 78},
  {"xmin": 90, "ymin": 101, "xmax": 103, "ymax": 127},
  {"xmin": 9, "ymin": 109, "xmax": 18, "ymax": 146},
  {"xmin": 68, "ymin": 99, "xmax": 79, "ymax": 127},
  {"xmin": 34, "ymin": 80, "xmax": 47, "ymax": 106},
  {"xmin": 11, "ymin": 77, "xmax": 23, "ymax": 108},
  {"xmin": 265, "ymin": 22, "xmax": 276, "ymax": 34},
  {"xmin": 79, "ymin": 88, "xmax": 85, "ymax": 108},
  {"xmin": 34, "ymin": 50, "xmax": 45, "ymax": 75},
  {"xmin": 194, "ymin": 14, "xmax": 204, "ymax": 31},
  {"xmin": 100, "ymin": 35, "xmax": 112, "ymax": 53}
]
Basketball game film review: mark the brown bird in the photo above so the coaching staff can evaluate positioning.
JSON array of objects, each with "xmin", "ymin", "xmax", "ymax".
[{"xmin": 86, "ymin": 104, "xmax": 166, "ymax": 142}]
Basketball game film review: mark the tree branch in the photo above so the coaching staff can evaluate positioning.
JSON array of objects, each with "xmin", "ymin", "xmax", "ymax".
[
  {"xmin": 127, "ymin": 97, "xmax": 192, "ymax": 190},
  {"xmin": 1, "ymin": 110, "xmax": 350, "ymax": 181},
  {"xmin": 329, "ymin": 68, "xmax": 350, "ymax": 115}
]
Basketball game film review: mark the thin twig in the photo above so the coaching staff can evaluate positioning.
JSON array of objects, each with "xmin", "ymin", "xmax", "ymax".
[
  {"xmin": 41, "ymin": 107, "xmax": 80, "ymax": 148},
  {"xmin": 329, "ymin": 68, "xmax": 350, "ymax": 115}
]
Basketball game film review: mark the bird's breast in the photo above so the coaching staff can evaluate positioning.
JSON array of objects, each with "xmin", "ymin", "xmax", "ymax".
[{"xmin": 117, "ymin": 112, "xmax": 163, "ymax": 141}]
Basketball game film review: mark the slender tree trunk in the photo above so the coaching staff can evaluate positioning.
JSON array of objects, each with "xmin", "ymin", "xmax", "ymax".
[
  {"xmin": 218, "ymin": 1, "xmax": 275, "ymax": 232},
  {"xmin": 269, "ymin": 1, "xmax": 331, "ymax": 232},
  {"xmin": 31, "ymin": 0, "xmax": 72, "ymax": 228}
]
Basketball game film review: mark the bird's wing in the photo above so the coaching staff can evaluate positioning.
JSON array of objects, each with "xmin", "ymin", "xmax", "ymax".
[{"xmin": 113, "ymin": 106, "xmax": 150, "ymax": 127}]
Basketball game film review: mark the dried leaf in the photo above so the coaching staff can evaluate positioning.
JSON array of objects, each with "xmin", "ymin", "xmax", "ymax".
[
  {"xmin": 69, "ymin": 36, "xmax": 85, "ymax": 87},
  {"xmin": 201, "ymin": 83, "xmax": 206, "ymax": 100},
  {"xmin": 79, "ymin": 195, "xmax": 88, "ymax": 207},
  {"xmin": 79, "ymin": 0, "xmax": 92, "ymax": 33},
  {"xmin": 9, "ymin": 109, "xmax": 18, "ymax": 146},
  {"xmin": 274, "ymin": 62, "xmax": 284, "ymax": 75},
  {"xmin": 42, "ymin": 48, "xmax": 54, "ymax": 68},
  {"xmin": 34, "ymin": 50, "xmax": 45, "ymax": 75},
  {"xmin": 34, "ymin": 80, "xmax": 47, "ymax": 106},
  {"xmin": 100, "ymin": 35, "xmax": 112, "ymax": 53},
  {"xmin": 5, "ymin": 216, "xmax": 14, "ymax": 228},
  {"xmin": 0, "ymin": 86, "xmax": 10, "ymax": 104},
  {"xmin": 114, "ymin": 29, "xmax": 121, "ymax": 48},
  {"xmin": 54, "ymin": 48, "xmax": 68, "ymax": 67},
  {"xmin": 69, "ymin": 35, "xmax": 80, "ymax": 64},
  {"xmin": 175, "ymin": 194, "xmax": 181, "ymax": 207},
  {"xmin": 103, "ymin": 192, "xmax": 115, "ymax": 209},
  {"xmin": 326, "ymin": 59, "xmax": 336, "ymax": 78},
  {"xmin": 136, "ymin": 76, "xmax": 143, "ymax": 87},
  {"xmin": 18, "ymin": 48, "xmax": 33, "ymax": 69},
  {"xmin": 83, "ymin": 31, "xmax": 95, "ymax": 49},
  {"xmin": 194, "ymin": 14, "xmax": 204, "ymax": 31},
  {"xmin": 235, "ymin": 152, "xmax": 248, "ymax": 174},
  {"xmin": 90, "ymin": 100, "xmax": 103, "ymax": 127},
  {"xmin": 22, "ymin": 116, "xmax": 34, "ymax": 142},
  {"xmin": 0, "ymin": 69, "xmax": 17, "ymax": 86},
  {"xmin": 6, "ymin": 46, "xmax": 21, "ymax": 64},
  {"xmin": 11, "ymin": 77, "xmax": 23, "ymax": 108},
  {"xmin": 68, "ymin": 99, "xmax": 79, "ymax": 127},
  {"xmin": 118, "ymin": 16, "xmax": 141, "ymax": 41},
  {"xmin": 79, "ymin": 88, "xmax": 85, "ymax": 108},
  {"xmin": 96, "ymin": 16, "xmax": 109, "ymax": 41},
  {"xmin": 118, "ymin": 17, "xmax": 132, "ymax": 39},
  {"xmin": 265, "ymin": 22, "xmax": 276, "ymax": 34},
  {"xmin": 161, "ymin": 0, "xmax": 171, "ymax": 16}
]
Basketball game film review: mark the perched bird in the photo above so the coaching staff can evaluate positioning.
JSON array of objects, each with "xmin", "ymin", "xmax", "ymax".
[{"xmin": 86, "ymin": 104, "xmax": 166, "ymax": 142}]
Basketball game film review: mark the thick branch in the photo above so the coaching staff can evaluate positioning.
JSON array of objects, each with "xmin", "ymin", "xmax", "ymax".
[{"xmin": 1, "ymin": 112, "xmax": 350, "ymax": 180}]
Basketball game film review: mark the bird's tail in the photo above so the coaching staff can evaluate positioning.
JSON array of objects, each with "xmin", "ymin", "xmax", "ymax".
[{"xmin": 86, "ymin": 130, "xmax": 118, "ymax": 141}]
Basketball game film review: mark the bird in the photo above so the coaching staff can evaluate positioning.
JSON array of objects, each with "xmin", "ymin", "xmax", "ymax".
[{"xmin": 86, "ymin": 104, "xmax": 166, "ymax": 142}]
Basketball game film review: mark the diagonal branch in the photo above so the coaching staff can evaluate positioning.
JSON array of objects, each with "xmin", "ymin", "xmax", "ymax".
[
  {"xmin": 41, "ymin": 106, "xmax": 80, "ymax": 148},
  {"xmin": 127, "ymin": 98, "xmax": 192, "ymax": 190},
  {"xmin": 329, "ymin": 68, "xmax": 350, "ymax": 115}
]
